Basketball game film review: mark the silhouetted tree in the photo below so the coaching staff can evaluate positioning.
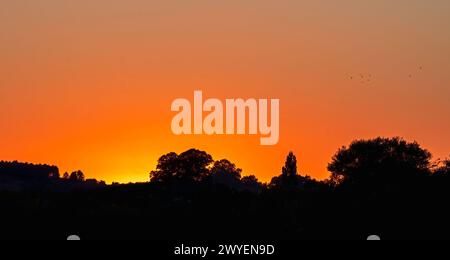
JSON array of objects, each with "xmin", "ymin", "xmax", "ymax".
[
  {"xmin": 0, "ymin": 162, "xmax": 105, "ymax": 192},
  {"xmin": 77, "ymin": 171, "xmax": 85, "ymax": 181},
  {"xmin": 270, "ymin": 152, "xmax": 300, "ymax": 189},
  {"xmin": 282, "ymin": 152, "xmax": 300, "ymax": 186},
  {"xmin": 327, "ymin": 137, "xmax": 432, "ymax": 190},
  {"xmin": 150, "ymin": 149, "xmax": 213, "ymax": 183},
  {"xmin": 210, "ymin": 159, "xmax": 242, "ymax": 189},
  {"xmin": 283, "ymin": 152, "xmax": 298, "ymax": 177},
  {"xmin": 149, "ymin": 152, "xmax": 178, "ymax": 183},
  {"xmin": 0, "ymin": 161, "xmax": 60, "ymax": 183},
  {"xmin": 241, "ymin": 175, "xmax": 264, "ymax": 193},
  {"xmin": 433, "ymin": 159, "xmax": 450, "ymax": 176},
  {"xmin": 69, "ymin": 170, "xmax": 85, "ymax": 182},
  {"xmin": 434, "ymin": 159, "xmax": 450, "ymax": 175}
]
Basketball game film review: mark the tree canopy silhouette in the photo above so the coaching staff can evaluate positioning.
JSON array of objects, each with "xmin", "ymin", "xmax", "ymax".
[
  {"xmin": 210, "ymin": 159, "xmax": 242, "ymax": 188},
  {"xmin": 241, "ymin": 175, "xmax": 265, "ymax": 193},
  {"xmin": 432, "ymin": 159, "xmax": 450, "ymax": 178},
  {"xmin": 327, "ymin": 137, "xmax": 432, "ymax": 190},
  {"xmin": 149, "ymin": 149, "xmax": 265, "ymax": 192},
  {"xmin": 437, "ymin": 159, "xmax": 449, "ymax": 172},
  {"xmin": 0, "ymin": 161, "xmax": 60, "ymax": 182},
  {"xmin": 0, "ymin": 161, "xmax": 103, "ymax": 191},
  {"xmin": 66, "ymin": 170, "xmax": 85, "ymax": 182},
  {"xmin": 150, "ymin": 149, "xmax": 214, "ymax": 183}
]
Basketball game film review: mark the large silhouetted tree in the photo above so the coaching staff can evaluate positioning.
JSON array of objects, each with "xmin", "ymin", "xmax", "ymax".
[
  {"xmin": 282, "ymin": 152, "xmax": 298, "ymax": 179},
  {"xmin": 150, "ymin": 149, "xmax": 214, "ymax": 183},
  {"xmin": 149, "ymin": 152, "xmax": 179, "ymax": 183},
  {"xmin": 327, "ymin": 137, "xmax": 432, "ymax": 189},
  {"xmin": 270, "ymin": 152, "xmax": 300, "ymax": 189},
  {"xmin": 210, "ymin": 159, "xmax": 242, "ymax": 188}
]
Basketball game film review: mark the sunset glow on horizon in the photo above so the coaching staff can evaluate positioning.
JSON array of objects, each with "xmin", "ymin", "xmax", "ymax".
[{"xmin": 1, "ymin": 0, "xmax": 450, "ymax": 184}]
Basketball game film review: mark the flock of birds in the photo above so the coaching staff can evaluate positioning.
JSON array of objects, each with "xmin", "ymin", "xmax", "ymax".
[
  {"xmin": 350, "ymin": 73, "xmax": 373, "ymax": 84},
  {"xmin": 349, "ymin": 66, "xmax": 424, "ymax": 85}
]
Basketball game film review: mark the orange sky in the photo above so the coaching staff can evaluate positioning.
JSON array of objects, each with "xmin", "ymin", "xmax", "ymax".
[{"xmin": 1, "ymin": 1, "xmax": 450, "ymax": 183}]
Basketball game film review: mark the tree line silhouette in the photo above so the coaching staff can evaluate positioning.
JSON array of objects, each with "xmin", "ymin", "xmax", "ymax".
[
  {"xmin": 0, "ymin": 137, "xmax": 449, "ymax": 240},
  {"xmin": 0, "ymin": 161, "xmax": 105, "ymax": 192}
]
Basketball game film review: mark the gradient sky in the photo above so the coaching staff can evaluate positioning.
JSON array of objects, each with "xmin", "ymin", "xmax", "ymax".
[{"xmin": 1, "ymin": 0, "xmax": 450, "ymax": 183}]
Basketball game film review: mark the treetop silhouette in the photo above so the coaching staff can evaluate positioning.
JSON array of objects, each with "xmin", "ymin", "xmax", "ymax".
[
  {"xmin": 269, "ymin": 152, "xmax": 320, "ymax": 190},
  {"xmin": 150, "ymin": 149, "xmax": 214, "ymax": 183},
  {"xmin": 210, "ymin": 159, "xmax": 242, "ymax": 188},
  {"xmin": 328, "ymin": 137, "xmax": 432, "ymax": 189},
  {"xmin": 149, "ymin": 149, "xmax": 265, "ymax": 191}
]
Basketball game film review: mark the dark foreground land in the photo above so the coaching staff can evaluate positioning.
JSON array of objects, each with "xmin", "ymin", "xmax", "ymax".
[{"xmin": 1, "ymin": 137, "xmax": 450, "ymax": 240}]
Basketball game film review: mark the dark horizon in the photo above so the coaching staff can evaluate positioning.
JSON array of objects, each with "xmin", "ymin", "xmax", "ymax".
[
  {"xmin": 2, "ymin": 136, "xmax": 447, "ymax": 186},
  {"xmin": 1, "ymin": 136, "xmax": 450, "ymax": 240}
]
